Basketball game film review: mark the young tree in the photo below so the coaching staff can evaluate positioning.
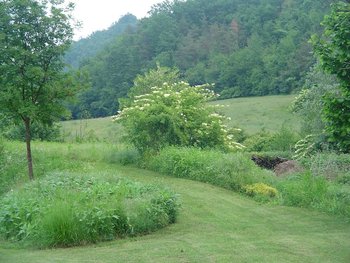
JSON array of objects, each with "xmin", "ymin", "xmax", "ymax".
[
  {"xmin": 0, "ymin": 0, "xmax": 84, "ymax": 180},
  {"xmin": 311, "ymin": 1, "xmax": 350, "ymax": 152}
]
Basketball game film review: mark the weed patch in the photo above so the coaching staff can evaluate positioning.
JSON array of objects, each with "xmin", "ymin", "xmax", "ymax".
[
  {"xmin": 147, "ymin": 147, "xmax": 274, "ymax": 192},
  {"xmin": 0, "ymin": 173, "xmax": 179, "ymax": 248},
  {"xmin": 276, "ymin": 172, "xmax": 350, "ymax": 218}
]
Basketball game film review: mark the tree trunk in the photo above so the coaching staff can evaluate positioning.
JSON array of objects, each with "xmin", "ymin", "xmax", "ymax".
[{"xmin": 24, "ymin": 118, "xmax": 34, "ymax": 180}]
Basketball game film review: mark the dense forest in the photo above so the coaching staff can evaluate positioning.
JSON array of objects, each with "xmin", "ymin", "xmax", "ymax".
[
  {"xmin": 66, "ymin": 0, "xmax": 335, "ymax": 118},
  {"xmin": 65, "ymin": 14, "xmax": 138, "ymax": 69}
]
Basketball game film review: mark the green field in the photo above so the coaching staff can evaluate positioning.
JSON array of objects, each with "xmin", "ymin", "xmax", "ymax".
[
  {"xmin": 61, "ymin": 95, "xmax": 301, "ymax": 142},
  {"xmin": 214, "ymin": 95, "xmax": 301, "ymax": 133},
  {"xmin": 0, "ymin": 142, "xmax": 349, "ymax": 262},
  {"xmin": 60, "ymin": 117, "xmax": 124, "ymax": 142}
]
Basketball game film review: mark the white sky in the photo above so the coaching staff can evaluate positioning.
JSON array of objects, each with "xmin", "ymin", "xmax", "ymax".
[{"xmin": 69, "ymin": 0, "xmax": 165, "ymax": 40}]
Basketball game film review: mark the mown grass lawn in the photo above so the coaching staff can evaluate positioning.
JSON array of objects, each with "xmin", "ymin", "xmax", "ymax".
[{"xmin": 1, "ymin": 162, "xmax": 349, "ymax": 263}]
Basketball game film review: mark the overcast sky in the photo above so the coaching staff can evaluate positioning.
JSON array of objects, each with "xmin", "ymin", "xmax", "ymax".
[{"xmin": 70, "ymin": 0, "xmax": 165, "ymax": 40}]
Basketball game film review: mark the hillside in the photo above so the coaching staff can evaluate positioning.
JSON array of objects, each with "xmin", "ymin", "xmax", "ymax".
[
  {"xmin": 64, "ymin": 14, "xmax": 137, "ymax": 68},
  {"xmin": 66, "ymin": 0, "xmax": 336, "ymax": 118}
]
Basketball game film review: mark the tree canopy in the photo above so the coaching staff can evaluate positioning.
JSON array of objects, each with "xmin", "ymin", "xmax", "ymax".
[{"xmin": 311, "ymin": 1, "xmax": 350, "ymax": 152}]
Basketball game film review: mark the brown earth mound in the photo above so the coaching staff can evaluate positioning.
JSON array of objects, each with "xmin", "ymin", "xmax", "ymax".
[
  {"xmin": 274, "ymin": 160, "xmax": 303, "ymax": 177},
  {"xmin": 251, "ymin": 155, "xmax": 303, "ymax": 176}
]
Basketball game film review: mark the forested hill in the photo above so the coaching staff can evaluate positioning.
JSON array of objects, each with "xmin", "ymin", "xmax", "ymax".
[
  {"xmin": 68, "ymin": 0, "xmax": 335, "ymax": 118},
  {"xmin": 65, "ymin": 14, "xmax": 137, "ymax": 68}
]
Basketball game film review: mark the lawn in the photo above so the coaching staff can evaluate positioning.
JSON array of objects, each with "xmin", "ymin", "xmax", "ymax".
[{"xmin": 0, "ymin": 142, "xmax": 349, "ymax": 262}]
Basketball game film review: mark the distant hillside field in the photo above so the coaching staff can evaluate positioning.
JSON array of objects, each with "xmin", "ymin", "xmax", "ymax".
[
  {"xmin": 60, "ymin": 116, "xmax": 124, "ymax": 142},
  {"xmin": 215, "ymin": 95, "xmax": 300, "ymax": 134},
  {"xmin": 61, "ymin": 95, "xmax": 300, "ymax": 141}
]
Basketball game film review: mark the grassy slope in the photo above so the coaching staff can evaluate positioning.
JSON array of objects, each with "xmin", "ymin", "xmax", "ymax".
[
  {"xmin": 60, "ymin": 117, "xmax": 124, "ymax": 142},
  {"xmin": 213, "ymin": 95, "xmax": 300, "ymax": 134},
  {"xmin": 1, "ymin": 154, "xmax": 349, "ymax": 262},
  {"xmin": 61, "ymin": 95, "xmax": 301, "ymax": 141}
]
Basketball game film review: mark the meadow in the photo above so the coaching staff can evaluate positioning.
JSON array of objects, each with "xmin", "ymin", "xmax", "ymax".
[
  {"xmin": 212, "ymin": 95, "xmax": 301, "ymax": 133},
  {"xmin": 60, "ymin": 95, "xmax": 301, "ymax": 142},
  {"xmin": 1, "ymin": 95, "xmax": 350, "ymax": 262}
]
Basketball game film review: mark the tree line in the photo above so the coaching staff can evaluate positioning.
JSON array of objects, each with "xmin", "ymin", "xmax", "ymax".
[{"xmin": 67, "ymin": 0, "xmax": 335, "ymax": 118}]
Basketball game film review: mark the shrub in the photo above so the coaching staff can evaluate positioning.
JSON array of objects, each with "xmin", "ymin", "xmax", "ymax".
[
  {"xmin": 244, "ymin": 126, "xmax": 299, "ymax": 152},
  {"xmin": 114, "ymin": 74, "xmax": 244, "ymax": 154},
  {"xmin": 0, "ymin": 173, "xmax": 179, "ymax": 248},
  {"xmin": 244, "ymin": 130, "xmax": 274, "ymax": 152},
  {"xmin": 147, "ymin": 146, "xmax": 274, "ymax": 192},
  {"xmin": 244, "ymin": 183, "xmax": 278, "ymax": 198}
]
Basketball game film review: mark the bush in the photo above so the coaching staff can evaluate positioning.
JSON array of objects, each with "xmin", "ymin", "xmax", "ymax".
[
  {"xmin": 244, "ymin": 126, "xmax": 299, "ymax": 152},
  {"xmin": 244, "ymin": 130, "xmax": 274, "ymax": 152},
  {"xmin": 0, "ymin": 173, "xmax": 179, "ymax": 248},
  {"xmin": 147, "ymin": 147, "xmax": 274, "ymax": 192},
  {"xmin": 115, "ymin": 77, "xmax": 244, "ymax": 154},
  {"xmin": 244, "ymin": 183, "xmax": 278, "ymax": 198}
]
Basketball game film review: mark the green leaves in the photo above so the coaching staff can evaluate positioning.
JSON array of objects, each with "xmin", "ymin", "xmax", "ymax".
[
  {"xmin": 311, "ymin": 1, "xmax": 350, "ymax": 152},
  {"xmin": 0, "ymin": 0, "xmax": 80, "ymax": 123},
  {"xmin": 0, "ymin": 172, "xmax": 179, "ymax": 247},
  {"xmin": 0, "ymin": 0, "xmax": 88, "ymax": 179},
  {"xmin": 312, "ymin": 2, "xmax": 350, "ymax": 86},
  {"xmin": 115, "ymin": 68, "xmax": 244, "ymax": 153}
]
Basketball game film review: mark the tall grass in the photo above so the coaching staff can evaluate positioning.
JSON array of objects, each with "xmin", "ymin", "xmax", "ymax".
[
  {"xmin": 0, "ymin": 172, "xmax": 179, "ymax": 248},
  {"xmin": 146, "ymin": 146, "xmax": 350, "ymax": 219},
  {"xmin": 277, "ymin": 172, "xmax": 350, "ymax": 218},
  {"xmin": 146, "ymin": 147, "xmax": 275, "ymax": 192},
  {"xmin": 0, "ymin": 141, "xmax": 130, "ymax": 195},
  {"xmin": 60, "ymin": 117, "xmax": 125, "ymax": 143},
  {"xmin": 305, "ymin": 152, "xmax": 350, "ymax": 180}
]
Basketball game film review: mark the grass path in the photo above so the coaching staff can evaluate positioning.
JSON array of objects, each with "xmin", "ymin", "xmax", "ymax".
[{"xmin": 1, "ymin": 164, "xmax": 350, "ymax": 262}]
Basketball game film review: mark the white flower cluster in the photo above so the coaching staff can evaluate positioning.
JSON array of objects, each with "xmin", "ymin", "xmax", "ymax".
[{"xmin": 113, "ymin": 81, "xmax": 244, "ymax": 151}]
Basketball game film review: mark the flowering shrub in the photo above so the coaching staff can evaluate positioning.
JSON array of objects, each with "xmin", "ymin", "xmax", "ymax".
[
  {"xmin": 114, "ymin": 81, "xmax": 243, "ymax": 153},
  {"xmin": 244, "ymin": 183, "xmax": 278, "ymax": 197}
]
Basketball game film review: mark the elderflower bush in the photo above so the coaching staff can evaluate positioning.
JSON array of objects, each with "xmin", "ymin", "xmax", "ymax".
[{"xmin": 114, "ymin": 81, "xmax": 243, "ymax": 153}]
